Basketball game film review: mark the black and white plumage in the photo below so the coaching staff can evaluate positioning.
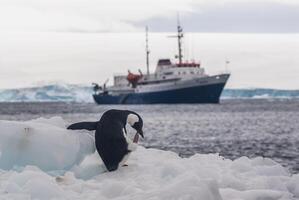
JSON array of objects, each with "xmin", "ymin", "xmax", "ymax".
[{"xmin": 67, "ymin": 109, "xmax": 144, "ymax": 172}]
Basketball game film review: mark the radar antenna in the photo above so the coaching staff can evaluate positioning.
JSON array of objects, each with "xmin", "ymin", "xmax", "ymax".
[
  {"xmin": 168, "ymin": 14, "xmax": 184, "ymax": 65},
  {"xmin": 176, "ymin": 14, "xmax": 183, "ymax": 65},
  {"xmin": 145, "ymin": 26, "xmax": 150, "ymax": 76}
]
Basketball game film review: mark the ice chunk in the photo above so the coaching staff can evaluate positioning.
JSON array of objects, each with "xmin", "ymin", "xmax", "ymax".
[
  {"xmin": 287, "ymin": 174, "xmax": 299, "ymax": 198},
  {"xmin": 0, "ymin": 117, "xmax": 298, "ymax": 200},
  {"xmin": 72, "ymin": 152, "xmax": 107, "ymax": 180},
  {"xmin": 0, "ymin": 146, "xmax": 297, "ymax": 200},
  {"xmin": 0, "ymin": 118, "xmax": 95, "ymax": 171},
  {"xmin": 29, "ymin": 116, "xmax": 67, "ymax": 128},
  {"xmin": 3, "ymin": 166, "xmax": 63, "ymax": 200}
]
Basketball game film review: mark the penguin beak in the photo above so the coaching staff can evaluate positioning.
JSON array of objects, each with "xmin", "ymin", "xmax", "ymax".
[
  {"xmin": 138, "ymin": 129, "xmax": 144, "ymax": 138},
  {"xmin": 132, "ymin": 123, "xmax": 144, "ymax": 138}
]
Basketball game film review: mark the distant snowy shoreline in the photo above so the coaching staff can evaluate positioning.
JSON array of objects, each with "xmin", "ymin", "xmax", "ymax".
[{"xmin": 0, "ymin": 84, "xmax": 298, "ymax": 103}]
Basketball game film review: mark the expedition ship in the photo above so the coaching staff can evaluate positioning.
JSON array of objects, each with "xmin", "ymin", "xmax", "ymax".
[{"xmin": 92, "ymin": 23, "xmax": 230, "ymax": 104}]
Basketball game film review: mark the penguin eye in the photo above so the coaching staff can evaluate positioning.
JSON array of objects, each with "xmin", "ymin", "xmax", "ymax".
[
  {"xmin": 132, "ymin": 122, "xmax": 141, "ymax": 130},
  {"xmin": 132, "ymin": 122, "xmax": 137, "ymax": 128}
]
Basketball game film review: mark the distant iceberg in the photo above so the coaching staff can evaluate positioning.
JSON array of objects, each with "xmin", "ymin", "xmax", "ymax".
[
  {"xmin": 0, "ymin": 117, "xmax": 298, "ymax": 200},
  {"xmin": 0, "ymin": 84, "xmax": 299, "ymax": 102},
  {"xmin": 222, "ymin": 88, "xmax": 299, "ymax": 99},
  {"xmin": 0, "ymin": 84, "xmax": 94, "ymax": 103}
]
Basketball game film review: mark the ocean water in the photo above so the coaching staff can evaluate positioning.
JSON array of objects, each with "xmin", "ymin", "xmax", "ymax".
[{"xmin": 0, "ymin": 99, "xmax": 298, "ymax": 173}]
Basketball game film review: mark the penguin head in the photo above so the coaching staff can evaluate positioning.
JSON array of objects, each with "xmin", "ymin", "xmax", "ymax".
[{"xmin": 127, "ymin": 113, "xmax": 144, "ymax": 138}]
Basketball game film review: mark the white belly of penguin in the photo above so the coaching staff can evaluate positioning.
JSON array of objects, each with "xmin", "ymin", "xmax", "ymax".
[{"xmin": 118, "ymin": 128, "xmax": 137, "ymax": 168}]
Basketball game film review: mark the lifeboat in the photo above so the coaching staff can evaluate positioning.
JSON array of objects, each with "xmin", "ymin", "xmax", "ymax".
[{"xmin": 127, "ymin": 70, "xmax": 143, "ymax": 87}]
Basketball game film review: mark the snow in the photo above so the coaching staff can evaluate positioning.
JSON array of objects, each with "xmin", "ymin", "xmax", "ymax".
[{"xmin": 0, "ymin": 117, "xmax": 298, "ymax": 200}]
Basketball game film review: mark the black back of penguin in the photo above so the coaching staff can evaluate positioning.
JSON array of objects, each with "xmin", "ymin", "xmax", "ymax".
[
  {"xmin": 95, "ymin": 109, "xmax": 136, "ymax": 171},
  {"xmin": 67, "ymin": 109, "xmax": 143, "ymax": 172}
]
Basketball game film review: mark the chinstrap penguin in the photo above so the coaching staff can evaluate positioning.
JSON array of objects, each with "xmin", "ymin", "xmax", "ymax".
[{"xmin": 67, "ymin": 109, "xmax": 144, "ymax": 172}]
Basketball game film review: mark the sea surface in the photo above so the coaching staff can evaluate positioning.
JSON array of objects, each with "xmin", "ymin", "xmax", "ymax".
[{"xmin": 0, "ymin": 99, "xmax": 298, "ymax": 173}]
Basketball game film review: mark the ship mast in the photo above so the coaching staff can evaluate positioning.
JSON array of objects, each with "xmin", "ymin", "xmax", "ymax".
[
  {"xmin": 176, "ymin": 15, "xmax": 183, "ymax": 65},
  {"xmin": 145, "ymin": 26, "xmax": 150, "ymax": 76}
]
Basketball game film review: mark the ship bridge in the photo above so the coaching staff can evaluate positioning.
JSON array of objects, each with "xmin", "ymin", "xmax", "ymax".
[{"xmin": 155, "ymin": 58, "xmax": 206, "ymax": 80}]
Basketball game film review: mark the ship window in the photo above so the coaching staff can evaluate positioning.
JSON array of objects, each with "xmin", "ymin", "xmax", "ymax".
[
  {"xmin": 164, "ymin": 72, "xmax": 173, "ymax": 75},
  {"xmin": 183, "ymin": 71, "xmax": 186, "ymax": 74},
  {"xmin": 163, "ymin": 76, "xmax": 166, "ymax": 79},
  {"xmin": 191, "ymin": 71, "xmax": 194, "ymax": 74},
  {"xmin": 158, "ymin": 59, "xmax": 172, "ymax": 66},
  {"xmin": 178, "ymin": 72, "xmax": 181, "ymax": 75}
]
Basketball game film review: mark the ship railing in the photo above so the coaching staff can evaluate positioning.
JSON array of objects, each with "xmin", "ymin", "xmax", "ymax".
[{"xmin": 208, "ymin": 70, "xmax": 231, "ymax": 76}]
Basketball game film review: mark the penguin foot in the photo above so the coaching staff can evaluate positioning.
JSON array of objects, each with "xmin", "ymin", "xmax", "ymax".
[{"xmin": 122, "ymin": 164, "xmax": 128, "ymax": 167}]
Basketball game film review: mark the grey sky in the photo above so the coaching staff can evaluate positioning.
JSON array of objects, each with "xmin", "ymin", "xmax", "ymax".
[
  {"xmin": 137, "ymin": 2, "xmax": 299, "ymax": 33},
  {"xmin": 0, "ymin": 0, "xmax": 299, "ymax": 33},
  {"xmin": 0, "ymin": 0, "xmax": 298, "ymax": 90},
  {"xmin": 0, "ymin": 32, "xmax": 298, "ymax": 89}
]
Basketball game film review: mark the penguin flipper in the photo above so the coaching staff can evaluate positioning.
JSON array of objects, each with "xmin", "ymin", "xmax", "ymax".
[{"xmin": 67, "ymin": 122, "xmax": 97, "ymax": 131}]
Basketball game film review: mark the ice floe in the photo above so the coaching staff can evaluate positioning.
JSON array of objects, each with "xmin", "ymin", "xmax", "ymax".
[{"xmin": 0, "ymin": 117, "xmax": 298, "ymax": 200}]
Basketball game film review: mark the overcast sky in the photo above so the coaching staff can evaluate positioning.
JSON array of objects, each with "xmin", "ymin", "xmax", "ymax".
[
  {"xmin": 0, "ymin": 0, "xmax": 298, "ymax": 90},
  {"xmin": 0, "ymin": 0, "xmax": 299, "ymax": 33}
]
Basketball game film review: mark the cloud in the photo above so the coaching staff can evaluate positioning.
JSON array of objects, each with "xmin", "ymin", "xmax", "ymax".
[
  {"xmin": 137, "ymin": 0, "xmax": 299, "ymax": 33},
  {"xmin": 0, "ymin": 0, "xmax": 193, "ymax": 32},
  {"xmin": 0, "ymin": 0, "xmax": 298, "ymax": 32}
]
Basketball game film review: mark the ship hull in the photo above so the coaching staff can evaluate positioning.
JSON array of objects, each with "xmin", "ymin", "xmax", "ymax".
[{"xmin": 93, "ymin": 74, "xmax": 229, "ymax": 104}]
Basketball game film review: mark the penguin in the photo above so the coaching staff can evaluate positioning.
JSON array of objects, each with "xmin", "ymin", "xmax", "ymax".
[{"xmin": 67, "ymin": 109, "xmax": 144, "ymax": 172}]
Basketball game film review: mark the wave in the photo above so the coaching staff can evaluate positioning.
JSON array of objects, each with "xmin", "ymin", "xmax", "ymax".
[{"xmin": 0, "ymin": 85, "xmax": 298, "ymax": 102}]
